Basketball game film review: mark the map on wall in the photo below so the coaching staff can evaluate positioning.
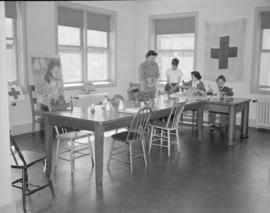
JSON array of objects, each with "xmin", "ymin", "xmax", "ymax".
[{"xmin": 31, "ymin": 56, "xmax": 69, "ymax": 111}]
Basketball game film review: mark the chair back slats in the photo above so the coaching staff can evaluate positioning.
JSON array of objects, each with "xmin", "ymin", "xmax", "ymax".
[
  {"xmin": 54, "ymin": 126, "xmax": 68, "ymax": 135},
  {"xmin": 28, "ymin": 85, "xmax": 39, "ymax": 112},
  {"xmin": 166, "ymin": 102, "xmax": 186, "ymax": 128},
  {"xmin": 33, "ymin": 98, "xmax": 37, "ymax": 104},
  {"xmin": 10, "ymin": 134, "xmax": 27, "ymax": 167},
  {"xmin": 127, "ymin": 107, "xmax": 152, "ymax": 141},
  {"xmin": 127, "ymin": 82, "xmax": 140, "ymax": 101},
  {"xmin": 30, "ymin": 85, "xmax": 35, "ymax": 91}
]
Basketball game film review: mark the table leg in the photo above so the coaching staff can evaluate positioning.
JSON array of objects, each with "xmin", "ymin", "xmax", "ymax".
[
  {"xmin": 241, "ymin": 102, "xmax": 249, "ymax": 138},
  {"xmin": 94, "ymin": 124, "xmax": 104, "ymax": 191},
  {"xmin": 227, "ymin": 106, "xmax": 236, "ymax": 146},
  {"xmin": 197, "ymin": 104, "xmax": 203, "ymax": 141},
  {"xmin": 44, "ymin": 115, "xmax": 53, "ymax": 174}
]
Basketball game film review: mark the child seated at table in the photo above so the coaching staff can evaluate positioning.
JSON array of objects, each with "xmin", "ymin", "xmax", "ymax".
[
  {"xmin": 164, "ymin": 58, "xmax": 183, "ymax": 94},
  {"xmin": 208, "ymin": 75, "xmax": 234, "ymax": 128},
  {"xmin": 182, "ymin": 71, "xmax": 206, "ymax": 96},
  {"xmin": 208, "ymin": 75, "xmax": 234, "ymax": 97}
]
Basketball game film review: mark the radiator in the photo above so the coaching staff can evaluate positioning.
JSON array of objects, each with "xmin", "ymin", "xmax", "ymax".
[
  {"xmin": 255, "ymin": 101, "xmax": 270, "ymax": 129},
  {"xmin": 73, "ymin": 92, "xmax": 109, "ymax": 108}
]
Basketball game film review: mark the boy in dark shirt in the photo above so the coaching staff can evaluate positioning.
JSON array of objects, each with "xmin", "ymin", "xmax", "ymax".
[
  {"xmin": 208, "ymin": 75, "xmax": 233, "ymax": 96},
  {"xmin": 208, "ymin": 75, "xmax": 234, "ymax": 127}
]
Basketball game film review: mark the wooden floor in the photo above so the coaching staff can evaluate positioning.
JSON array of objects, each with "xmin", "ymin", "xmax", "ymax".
[{"xmin": 12, "ymin": 127, "xmax": 270, "ymax": 213}]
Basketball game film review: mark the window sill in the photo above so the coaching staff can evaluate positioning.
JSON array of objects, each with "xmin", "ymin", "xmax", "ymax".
[
  {"xmin": 250, "ymin": 86, "xmax": 270, "ymax": 95},
  {"xmin": 93, "ymin": 81, "xmax": 115, "ymax": 87},
  {"xmin": 64, "ymin": 81, "xmax": 115, "ymax": 90}
]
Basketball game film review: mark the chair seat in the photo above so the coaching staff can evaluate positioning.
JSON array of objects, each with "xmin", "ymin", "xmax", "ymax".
[
  {"xmin": 11, "ymin": 150, "xmax": 46, "ymax": 168},
  {"xmin": 150, "ymin": 120, "xmax": 176, "ymax": 130},
  {"xmin": 56, "ymin": 130, "xmax": 92, "ymax": 140},
  {"xmin": 111, "ymin": 131, "xmax": 141, "ymax": 142}
]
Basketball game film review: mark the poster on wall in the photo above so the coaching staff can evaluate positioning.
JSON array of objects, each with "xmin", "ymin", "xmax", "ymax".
[
  {"xmin": 31, "ymin": 56, "xmax": 68, "ymax": 111},
  {"xmin": 204, "ymin": 18, "xmax": 247, "ymax": 82},
  {"xmin": 8, "ymin": 85, "xmax": 24, "ymax": 103}
]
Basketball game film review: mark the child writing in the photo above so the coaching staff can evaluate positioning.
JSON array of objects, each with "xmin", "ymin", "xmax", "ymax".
[
  {"xmin": 208, "ymin": 75, "xmax": 233, "ymax": 97},
  {"xmin": 208, "ymin": 75, "xmax": 234, "ymax": 127}
]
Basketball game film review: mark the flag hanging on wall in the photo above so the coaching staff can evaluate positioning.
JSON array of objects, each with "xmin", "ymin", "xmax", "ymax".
[{"xmin": 204, "ymin": 19, "xmax": 247, "ymax": 82}]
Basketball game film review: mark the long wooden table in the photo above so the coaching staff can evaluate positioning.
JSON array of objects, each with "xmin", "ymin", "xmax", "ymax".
[
  {"xmin": 42, "ymin": 96, "xmax": 250, "ymax": 190},
  {"xmin": 43, "ymin": 98, "xmax": 203, "ymax": 191}
]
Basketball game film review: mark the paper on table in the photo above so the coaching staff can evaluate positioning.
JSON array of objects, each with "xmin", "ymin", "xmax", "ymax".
[
  {"xmin": 118, "ymin": 107, "xmax": 140, "ymax": 114},
  {"xmin": 195, "ymin": 96, "xmax": 209, "ymax": 100}
]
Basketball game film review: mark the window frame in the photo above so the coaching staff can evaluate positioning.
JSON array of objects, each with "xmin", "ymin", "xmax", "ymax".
[
  {"xmin": 155, "ymin": 33, "xmax": 195, "ymax": 82},
  {"xmin": 148, "ymin": 12, "xmax": 198, "ymax": 84},
  {"xmin": 5, "ymin": 17, "xmax": 19, "ymax": 84},
  {"xmin": 56, "ymin": 2, "xmax": 117, "ymax": 89},
  {"xmin": 251, "ymin": 6, "xmax": 270, "ymax": 94}
]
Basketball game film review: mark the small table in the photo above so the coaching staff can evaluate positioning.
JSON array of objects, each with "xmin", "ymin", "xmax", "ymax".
[
  {"xmin": 203, "ymin": 97, "xmax": 251, "ymax": 145},
  {"xmin": 42, "ymin": 99, "xmax": 203, "ymax": 191}
]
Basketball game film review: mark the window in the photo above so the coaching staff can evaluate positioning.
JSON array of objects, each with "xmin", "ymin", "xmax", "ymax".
[
  {"xmin": 251, "ymin": 9, "xmax": 270, "ymax": 94},
  {"xmin": 58, "ymin": 25, "xmax": 82, "ymax": 83},
  {"xmin": 156, "ymin": 33, "xmax": 195, "ymax": 81},
  {"xmin": 57, "ymin": 5, "xmax": 114, "ymax": 86},
  {"xmin": 87, "ymin": 30, "xmax": 109, "ymax": 81},
  {"xmin": 151, "ymin": 15, "xmax": 196, "ymax": 82},
  {"xmin": 5, "ymin": 2, "xmax": 18, "ymax": 83}
]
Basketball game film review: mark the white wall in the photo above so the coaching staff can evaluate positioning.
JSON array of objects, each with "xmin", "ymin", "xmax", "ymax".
[
  {"xmin": 0, "ymin": 2, "xmax": 16, "ymax": 213},
  {"xmin": 11, "ymin": 1, "xmax": 137, "ymax": 135},
  {"xmin": 135, "ymin": 0, "xmax": 270, "ymax": 123}
]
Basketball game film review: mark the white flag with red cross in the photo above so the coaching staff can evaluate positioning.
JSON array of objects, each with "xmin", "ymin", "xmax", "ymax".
[{"xmin": 204, "ymin": 19, "xmax": 247, "ymax": 82}]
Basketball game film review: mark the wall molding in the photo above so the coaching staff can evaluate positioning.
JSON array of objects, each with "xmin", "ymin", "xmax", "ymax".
[{"xmin": 12, "ymin": 122, "xmax": 41, "ymax": 135}]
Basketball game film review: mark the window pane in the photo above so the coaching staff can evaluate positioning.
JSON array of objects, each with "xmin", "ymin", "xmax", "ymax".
[
  {"xmin": 58, "ymin": 25, "xmax": 80, "ymax": 46},
  {"xmin": 262, "ymin": 29, "xmax": 270, "ymax": 50},
  {"xmin": 157, "ymin": 51, "xmax": 194, "ymax": 81},
  {"xmin": 157, "ymin": 33, "xmax": 194, "ymax": 50},
  {"xmin": 5, "ymin": 18, "xmax": 14, "ymax": 38},
  {"xmin": 87, "ymin": 50, "xmax": 108, "ymax": 81},
  {"xmin": 59, "ymin": 52, "xmax": 82, "ymax": 83},
  {"xmin": 87, "ymin": 30, "xmax": 107, "ymax": 47},
  {"xmin": 259, "ymin": 52, "xmax": 270, "ymax": 86},
  {"xmin": 6, "ymin": 47, "xmax": 17, "ymax": 82}
]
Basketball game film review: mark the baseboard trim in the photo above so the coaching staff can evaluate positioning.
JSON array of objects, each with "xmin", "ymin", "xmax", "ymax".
[
  {"xmin": 12, "ymin": 123, "xmax": 41, "ymax": 136},
  {"xmin": 0, "ymin": 202, "xmax": 17, "ymax": 213}
]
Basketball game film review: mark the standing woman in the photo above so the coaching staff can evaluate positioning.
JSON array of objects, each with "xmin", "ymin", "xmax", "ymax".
[{"xmin": 139, "ymin": 50, "xmax": 160, "ymax": 99}]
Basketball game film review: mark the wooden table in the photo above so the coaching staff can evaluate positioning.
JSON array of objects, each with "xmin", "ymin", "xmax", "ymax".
[
  {"xmin": 42, "ymin": 98, "xmax": 203, "ymax": 191},
  {"xmin": 202, "ymin": 97, "xmax": 251, "ymax": 145},
  {"xmin": 42, "ymin": 96, "xmax": 250, "ymax": 190}
]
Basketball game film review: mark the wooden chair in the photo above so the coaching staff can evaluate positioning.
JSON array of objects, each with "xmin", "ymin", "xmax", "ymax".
[
  {"xmin": 54, "ymin": 126, "xmax": 94, "ymax": 173},
  {"xmin": 10, "ymin": 134, "xmax": 55, "ymax": 213},
  {"xmin": 181, "ymin": 110, "xmax": 197, "ymax": 127},
  {"xmin": 28, "ymin": 85, "xmax": 44, "ymax": 132},
  {"xmin": 127, "ymin": 82, "xmax": 140, "ymax": 101},
  {"xmin": 149, "ymin": 102, "xmax": 186, "ymax": 157},
  {"xmin": 107, "ymin": 107, "xmax": 152, "ymax": 174}
]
